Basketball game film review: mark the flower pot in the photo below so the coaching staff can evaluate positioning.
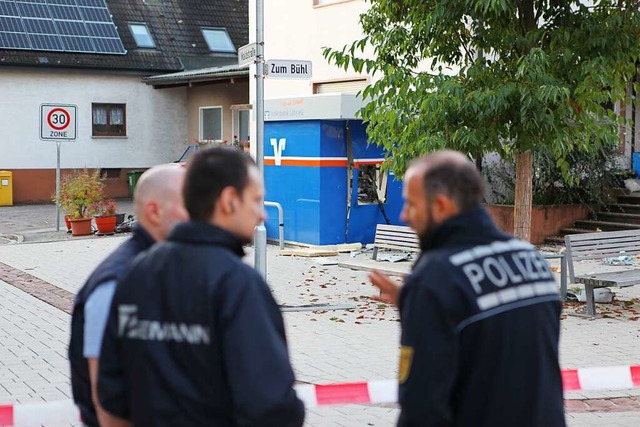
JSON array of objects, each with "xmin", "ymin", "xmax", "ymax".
[
  {"xmin": 64, "ymin": 215, "xmax": 71, "ymax": 231},
  {"xmin": 95, "ymin": 215, "xmax": 117, "ymax": 235},
  {"xmin": 69, "ymin": 218, "xmax": 93, "ymax": 236},
  {"xmin": 115, "ymin": 213, "xmax": 125, "ymax": 226}
]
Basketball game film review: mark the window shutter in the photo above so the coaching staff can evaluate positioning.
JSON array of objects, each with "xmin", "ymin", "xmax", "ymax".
[{"xmin": 315, "ymin": 79, "xmax": 368, "ymax": 94}]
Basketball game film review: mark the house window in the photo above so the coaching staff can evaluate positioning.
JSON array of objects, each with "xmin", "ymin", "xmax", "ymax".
[
  {"xmin": 201, "ymin": 28, "xmax": 235, "ymax": 53},
  {"xmin": 200, "ymin": 106, "xmax": 223, "ymax": 141},
  {"xmin": 100, "ymin": 168, "xmax": 121, "ymax": 179},
  {"xmin": 92, "ymin": 104, "xmax": 126, "ymax": 136},
  {"xmin": 129, "ymin": 23, "xmax": 155, "ymax": 48},
  {"xmin": 232, "ymin": 105, "xmax": 251, "ymax": 147},
  {"xmin": 313, "ymin": 78, "xmax": 368, "ymax": 94}
]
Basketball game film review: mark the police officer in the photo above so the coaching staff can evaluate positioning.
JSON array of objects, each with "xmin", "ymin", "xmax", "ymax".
[
  {"xmin": 370, "ymin": 151, "xmax": 566, "ymax": 427},
  {"xmin": 69, "ymin": 164, "xmax": 188, "ymax": 427},
  {"xmin": 98, "ymin": 146, "xmax": 305, "ymax": 426}
]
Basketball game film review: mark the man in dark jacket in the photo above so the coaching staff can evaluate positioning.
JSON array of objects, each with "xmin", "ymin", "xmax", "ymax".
[
  {"xmin": 69, "ymin": 164, "xmax": 188, "ymax": 427},
  {"xmin": 98, "ymin": 146, "xmax": 305, "ymax": 427},
  {"xmin": 370, "ymin": 151, "xmax": 566, "ymax": 427}
]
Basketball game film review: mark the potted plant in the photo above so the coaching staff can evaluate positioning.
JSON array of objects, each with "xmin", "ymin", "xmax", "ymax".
[
  {"xmin": 54, "ymin": 169, "xmax": 104, "ymax": 236},
  {"xmin": 92, "ymin": 198, "xmax": 117, "ymax": 235},
  {"xmin": 232, "ymin": 135, "xmax": 250, "ymax": 152}
]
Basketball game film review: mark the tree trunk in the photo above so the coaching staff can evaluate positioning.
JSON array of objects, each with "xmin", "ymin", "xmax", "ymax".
[{"xmin": 514, "ymin": 151, "xmax": 533, "ymax": 241}]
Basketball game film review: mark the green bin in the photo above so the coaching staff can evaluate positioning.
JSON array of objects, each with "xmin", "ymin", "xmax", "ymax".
[{"xmin": 126, "ymin": 170, "xmax": 145, "ymax": 196}]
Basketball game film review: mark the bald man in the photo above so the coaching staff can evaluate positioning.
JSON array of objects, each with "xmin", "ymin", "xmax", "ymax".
[
  {"xmin": 370, "ymin": 151, "xmax": 565, "ymax": 427},
  {"xmin": 69, "ymin": 164, "xmax": 188, "ymax": 427}
]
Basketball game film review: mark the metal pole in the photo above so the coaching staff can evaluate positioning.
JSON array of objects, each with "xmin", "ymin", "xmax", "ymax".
[
  {"xmin": 560, "ymin": 254, "xmax": 567, "ymax": 302},
  {"xmin": 254, "ymin": 0, "xmax": 267, "ymax": 277},
  {"xmin": 55, "ymin": 141, "xmax": 61, "ymax": 232}
]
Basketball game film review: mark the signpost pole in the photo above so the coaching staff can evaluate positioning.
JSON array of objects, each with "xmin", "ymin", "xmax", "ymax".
[
  {"xmin": 41, "ymin": 104, "xmax": 76, "ymax": 232},
  {"xmin": 55, "ymin": 141, "xmax": 61, "ymax": 232},
  {"xmin": 254, "ymin": 0, "xmax": 267, "ymax": 278}
]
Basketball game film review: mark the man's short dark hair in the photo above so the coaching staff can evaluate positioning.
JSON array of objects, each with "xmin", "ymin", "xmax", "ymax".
[
  {"xmin": 184, "ymin": 146, "xmax": 256, "ymax": 221},
  {"xmin": 416, "ymin": 151, "xmax": 484, "ymax": 212}
]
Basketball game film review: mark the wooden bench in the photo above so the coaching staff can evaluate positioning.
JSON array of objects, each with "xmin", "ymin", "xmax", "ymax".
[
  {"xmin": 372, "ymin": 224, "xmax": 420, "ymax": 260},
  {"xmin": 565, "ymin": 229, "xmax": 640, "ymax": 316}
]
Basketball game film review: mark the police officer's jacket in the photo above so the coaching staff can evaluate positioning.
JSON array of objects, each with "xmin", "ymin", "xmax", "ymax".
[
  {"xmin": 69, "ymin": 225, "xmax": 155, "ymax": 427},
  {"xmin": 397, "ymin": 207, "xmax": 565, "ymax": 427},
  {"xmin": 98, "ymin": 221, "xmax": 305, "ymax": 427}
]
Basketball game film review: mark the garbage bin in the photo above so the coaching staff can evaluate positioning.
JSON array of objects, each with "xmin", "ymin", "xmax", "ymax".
[
  {"xmin": 126, "ymin": 170, "xmax": 145, "ymax": 197},
  {"xmin": 0, "ymin": 171, "xmax": 13, "ymax": 206}
]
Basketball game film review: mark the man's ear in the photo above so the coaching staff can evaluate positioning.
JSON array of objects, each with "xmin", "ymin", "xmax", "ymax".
[
  {"xmin": 144, "ymin": 200, "xmax": 162, "ymax": 226},
  {"xmin": 218, "ymin": 186, "xmax": 237, "ymax": 215},
  {"xmin": 432, "ymin": 194, "xmax": 459, "ymax": 223}
]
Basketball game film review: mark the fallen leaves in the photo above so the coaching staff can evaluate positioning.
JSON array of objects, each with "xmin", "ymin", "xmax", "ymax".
[{"xmin": 562, "ymin": 297, "xmax": 640, "ymax": 321}]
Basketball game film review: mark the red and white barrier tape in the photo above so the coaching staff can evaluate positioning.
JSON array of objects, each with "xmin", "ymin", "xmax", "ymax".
[
  {"xmin": 561, "ymin": 364, "xmax": 640, "ymax": 392},
  {"xmin": 0, "ymin": 399, "xmax": 78, "ymax": 427},
  {"xmin": 297, "ymin": 379, "xmax": 397, "ymax": 409},
  {"xmin": 2, "ymin": 365, "xmax": 640, "ymax": 426}
]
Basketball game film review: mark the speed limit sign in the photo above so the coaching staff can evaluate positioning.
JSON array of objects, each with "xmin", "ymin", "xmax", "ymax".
[{"xmin": 40, "ymin": 104, "xmax": 77, "ymax": 140}]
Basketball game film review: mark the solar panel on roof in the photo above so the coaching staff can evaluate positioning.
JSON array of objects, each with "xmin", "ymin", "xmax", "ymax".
[{"xmin": 0, "ymin": 0, "xmax": 126, "ymax": 55}]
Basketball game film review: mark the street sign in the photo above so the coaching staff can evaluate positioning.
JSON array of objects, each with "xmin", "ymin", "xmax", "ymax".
[
  {"xmin": 266, "ymin": 59, "xmax": 312, "ymax": 79},
  {"xmin": 40, "ymin": 104, "xmax": 77, "ymax": 140},
  {"xmin": 238, "ymin": 42, "xmax": 258, "ymax": 67}
]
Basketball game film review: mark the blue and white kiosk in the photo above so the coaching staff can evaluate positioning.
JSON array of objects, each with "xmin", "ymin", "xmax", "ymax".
[{"xmin": 263, "ymin": 94, "xmax": 404, "ymax": 245}]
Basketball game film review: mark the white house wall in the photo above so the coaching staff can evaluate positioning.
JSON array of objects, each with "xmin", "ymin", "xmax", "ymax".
[
  {"xmin": 0, "ymin": 68, "xmax": 187, "ymax": 170},
  {"xmin": 250, "ymin": 0, "xmax": 370, "ymax": 100}
]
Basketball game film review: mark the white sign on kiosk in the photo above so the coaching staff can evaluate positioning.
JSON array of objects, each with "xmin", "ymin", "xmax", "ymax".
[
  {"xmin": 238, "ymin": 42, "xmax": 258, "ymax": 67},
  {"xmin": 40, "ymin": 104, "xmax": 77, "ymax": 140},
  {"xmin": 266, "ymin": 59, "xmax": 312, "ymax": 79}
]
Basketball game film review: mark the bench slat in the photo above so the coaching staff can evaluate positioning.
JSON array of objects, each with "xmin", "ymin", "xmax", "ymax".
[
  {"xmin": 566, "ymin": 229, "xmax": 640, "ymax": 242},
  {"xmin": 375, "ymin": 231, "xmax": 418, "ymax": 239},
  {"xmin": 570, "ymin": 250, "xmax": 640, "ymax": 260},
  {"xmin": 376, "ymin": 224, "xmax": 416, "ymax": 232},
  {"xmin": 570, "ymin": 236, "xmax": 640, "ymax": 248},
  {"xmin": 375, "ymin": 236, "xmax": 420, "ymax": 244},
  {"xmin": 576, "ymin": 269, "xmax": 640, "ymax": 287}
]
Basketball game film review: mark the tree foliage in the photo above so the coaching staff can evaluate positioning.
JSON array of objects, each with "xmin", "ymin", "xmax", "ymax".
[{"xmin": 325, "ymin": 0, "xmax": 640, "ymax": 179}]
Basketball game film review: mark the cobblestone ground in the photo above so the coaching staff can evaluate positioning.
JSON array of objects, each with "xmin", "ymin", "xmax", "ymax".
[{"xmin": 0, "ymin": 204, "xmax": 640, "ymax": 425}]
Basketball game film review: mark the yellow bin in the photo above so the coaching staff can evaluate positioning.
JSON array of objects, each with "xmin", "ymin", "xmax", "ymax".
[{"xmin": 0, "ymin": 171, "xmax": 13, "ymax": 206}]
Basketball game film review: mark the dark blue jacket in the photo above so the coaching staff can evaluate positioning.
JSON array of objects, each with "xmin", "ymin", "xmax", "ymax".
[
  {"xmin": 397, "ymin": 207, "xmax": 565, "ymax": 427},
  {"xmin": 69, "ymin": 226, "xmax": 155, "ymax": 427},
  {"xmin": 98, "ymin": 221, "xmax": 304, "ymax": 427}
]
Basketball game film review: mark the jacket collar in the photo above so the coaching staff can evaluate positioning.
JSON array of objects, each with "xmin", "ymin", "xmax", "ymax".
[
  {"xmin": 168, "ymin": 221, "xmax": 246, "ymax": 257},
  {"xmin": 420, "ymin": 206, "xmax": 501, "ymax": 252},
  {"xmin": 133, "ymin": 224, "xmax": 156, "ymax": 249}
]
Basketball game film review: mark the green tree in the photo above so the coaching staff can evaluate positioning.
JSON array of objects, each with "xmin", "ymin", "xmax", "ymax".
[{"xmin": 325, "ymin": 0, "xmax": 640, "ymax": 241}]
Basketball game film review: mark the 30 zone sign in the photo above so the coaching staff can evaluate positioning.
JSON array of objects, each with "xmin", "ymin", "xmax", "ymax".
[{"xmin": 40, "ymin": 104, "xmax": 77, "ymax": 140}]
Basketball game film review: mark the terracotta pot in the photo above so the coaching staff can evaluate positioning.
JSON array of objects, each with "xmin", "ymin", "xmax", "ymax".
[
  {"xmin": 95, "ymin": 215, "xmax": 117, "ymax": 235},
  {"xmin": 69, "ymin": 218, "xmax": 93, "ymax": 236},
  {"xmin": 64, "ymin": 215, "xmax": 71, "ymax": 231}
]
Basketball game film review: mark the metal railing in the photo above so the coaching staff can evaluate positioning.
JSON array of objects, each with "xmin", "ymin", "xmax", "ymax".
[{"xmin": 264, "ymin": 201, "xmax": 284, "ymax": 249}]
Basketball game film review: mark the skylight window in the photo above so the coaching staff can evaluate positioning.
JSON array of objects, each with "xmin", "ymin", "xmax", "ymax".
[
  {"xmin": 129, "ymin": 23, "xmax": 155, "ymax": 48},
  {"xmin": 201, "ymin": 28, "xmax": 235, "ymax": 53}
]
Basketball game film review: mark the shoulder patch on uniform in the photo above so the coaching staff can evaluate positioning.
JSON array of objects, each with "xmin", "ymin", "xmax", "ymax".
[{"xmin": 399, "ymin": 346, "xmax": 414, "ymax": 384}]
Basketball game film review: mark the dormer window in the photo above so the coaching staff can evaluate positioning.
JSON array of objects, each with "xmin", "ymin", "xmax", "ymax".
[
  {"xmin": 129, "ymin": 23, "xmax": 155, "ymax": 48},
  {"xmin": 201, "ymin": 28, "xmax": 235, "ymax": 53}
]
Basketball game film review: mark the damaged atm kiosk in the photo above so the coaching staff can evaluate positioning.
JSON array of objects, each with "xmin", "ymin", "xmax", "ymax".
[{"xmin": 263, "ymin": 94, "xmax": 404, "ymax": 246}]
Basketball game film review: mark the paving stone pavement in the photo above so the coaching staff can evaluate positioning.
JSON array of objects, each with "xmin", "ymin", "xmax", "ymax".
[
  {"xmin": 0, "ymin": 224, "xmax": 640, "ymax": 424},
  {"xmin": 0, "ymin": 200, "xmax": 135, "ymax": 244}
]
